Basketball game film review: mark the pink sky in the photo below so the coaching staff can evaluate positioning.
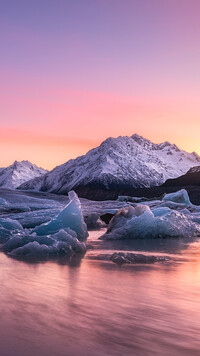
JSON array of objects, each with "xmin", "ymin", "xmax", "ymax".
[{"xmin": 0, "ymin": 0, "xmax": 200, "ymax": 169}]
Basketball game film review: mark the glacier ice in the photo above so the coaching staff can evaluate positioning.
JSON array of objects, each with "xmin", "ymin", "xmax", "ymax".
[
  {"xmin": 0, "ymin": 191, "xmax": 88, "ymax": 260},
  {"xmin": 33, "ymin": 191, "xmax": 88, "ymax": 241},
  {"xmin": 162, "ymin": 189, "xmax": 191, "ymax": 205},
  {"xmin": 5, "ymin": 208, "xmax": 63, "ymax": 229},
  {"xmin": 152, "ymin": 207, "xmax": 172, "ymax": 217},
  {"xmin": 0, "ymin": 217, "xmax": 23, "ymax": 231},
  {"xmin": 0, "ymin": 197, "xmax": 8, "ymax": 207},
  {"xmin": 117, "ymin": 196, "xmax": 147, "ymax": 203},
  {"xmin": 0, "ymin": 218, "xmax": 23, "ymax": 242},
  {"xmin": 1, "ymin": 188, "xmax": 200, "ymax": 261},
  {"xmin": 101, "ymin": 203, "xmax": 200, "ymax": 240},
  {"xmin": 84, "ymin": 213, "xmax": 105, "ymax": 229},
  {"xmin": 4, "ymin": 229, "xmax": 86, "ymax": 258},
  {"xmin": 110, "ymin": 252, "xmax": 169, "ymax": 265}
]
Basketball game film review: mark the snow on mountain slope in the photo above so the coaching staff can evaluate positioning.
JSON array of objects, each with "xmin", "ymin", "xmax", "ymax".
[
  {"xmin": 0, "ymin": 161, "xmax": 48, "ymax": 189},
  {"xmin": 188, "ymin": 166, "xmax": 200, "ymax": 174},
  {"xmin": 163, "ymin": 165, "xmax": 200, "ymax": 187},
  {"xmin": 18, "ymin": 134, "xmax": 200, "ymax": 194}
]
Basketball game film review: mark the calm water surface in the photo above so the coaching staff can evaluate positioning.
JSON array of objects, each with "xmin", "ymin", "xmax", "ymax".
[{"xmin": 1, "ymin": 231, "xmax": 200, "ymax": 356}]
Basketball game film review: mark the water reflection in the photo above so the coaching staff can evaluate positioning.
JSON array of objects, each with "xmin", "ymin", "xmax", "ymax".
[
  {"xmin": 1, "ymin": 231, "xmax": 200, "ymax": 355},
  {"xmin": 88, "ymin": 229, "xmax": 200, "ymax": 261},
  {"xmin": 5, "ymin": 250, "xmax": 86, "ymax": 267}
]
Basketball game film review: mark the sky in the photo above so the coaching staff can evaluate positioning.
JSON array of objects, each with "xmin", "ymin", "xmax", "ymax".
[{"xmin": 0, "ymin": 0, "xmax": 200, "ymax": 169}]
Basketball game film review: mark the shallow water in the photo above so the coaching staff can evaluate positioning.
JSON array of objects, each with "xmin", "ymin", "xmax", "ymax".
[{"xmin": 1, "ymin": 230, "xmax": 200, "ymax": 356}]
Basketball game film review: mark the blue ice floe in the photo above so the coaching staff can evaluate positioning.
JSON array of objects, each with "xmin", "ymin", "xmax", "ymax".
[
  {"xmin": 0, "ymin": 191, "xmax": 88, "ymax": 259},
  {"xmin": 101, "ymin": 192, "xmax": 200, "ymax": 240}
]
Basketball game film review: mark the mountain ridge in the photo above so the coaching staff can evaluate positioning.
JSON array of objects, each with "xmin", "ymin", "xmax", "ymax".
[
  {"xmin": 0, "ymin": 160, "xmax": 48, "ymax": 189},
  {"xmin": 163, "ymin": 165, "xmax": 200, "ymax": 187},
  {"xmin": 18, "ymin": 134, "xmax": 200, "ymax": 195}
]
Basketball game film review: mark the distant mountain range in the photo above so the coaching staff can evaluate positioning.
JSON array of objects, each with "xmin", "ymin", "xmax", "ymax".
[
  {"xmin": 17, "ymin": 134, "xmax": 200, "ymax": 196},
  {"xmin": 0, "ymin": 160, "xmax": 48, "ymax": 189}
]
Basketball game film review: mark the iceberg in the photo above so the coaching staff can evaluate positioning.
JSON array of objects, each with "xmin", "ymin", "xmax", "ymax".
[
  {"xmin": 101, "ymin": 204, "xmax": 200, "ymax": 240},
  {"xmin": 6, "ymin": 208, "xmax": 62, "ymax": 229},
  {"xmin": 110, "ymin": 252, "xmax": 169, "ymax": 265},
  {"xmin": 5, "ymin": 229, "xmax": 86, "ymax": 259},
  {"xmin": 0, "ymin": 217, "xmax": 23, "ymax": 231},
  {"xmin": 84, "ymin": 213, "xmax": 105, "ymax": 229},
  {"xmin": 162, "ymin": 189, "xmax": 191, "ymax": 205},
  {"xmin": 1, "ymin": 187, "xmax": 200, "ymax": 261},
  {"xmin": 152, "ymin": 207, "xmax": 172, "ymax": 217},
  {"xmin": 0, "ymin": 218, "xmax": 23, "ymax": 242},
  {"xmin": 0, "ymin": 191, "xmax": 88, "ymax": 261},
  {"xmin": 117, "ymin": 196, "xmax": 147, "ymax": 203},
  {"xmin": 33, "ymin": 191, "xmax": 88, "ymax": 241},
  {"xmin": 0, "ymin": 197, "xmax": 8, "ymax": 207}
]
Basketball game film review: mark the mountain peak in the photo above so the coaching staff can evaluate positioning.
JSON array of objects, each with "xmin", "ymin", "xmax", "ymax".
[
  {"xmin": 131, "ymin": 133, "xmax": 148, "ymax": 141},
  {"xmin": 0, "ymin": 161, "xmax": 48, "ymax": 189},
  {"xmin": 18, "ymin": 134, "xmax": 200, "ymax": 195}
]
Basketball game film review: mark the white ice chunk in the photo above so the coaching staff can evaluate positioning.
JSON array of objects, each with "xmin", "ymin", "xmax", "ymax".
[
  {"xmin": 33, "ymin": 191, "xmax": 88, "ymax": 240},
  {"xmin": 162, "ymin": 189, "xmax": 191, "ymax": 205},
  {"xmin": 102, "ymin": 204, "xmax": 200, "ymax": 240}
]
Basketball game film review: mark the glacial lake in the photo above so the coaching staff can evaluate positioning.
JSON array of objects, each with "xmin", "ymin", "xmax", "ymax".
[{"xmin": 1, "ymin": 230, "xmax": 200, "ymax": 356}]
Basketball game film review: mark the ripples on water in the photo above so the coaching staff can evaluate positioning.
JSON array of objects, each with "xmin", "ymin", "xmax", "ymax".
[{"xmin": 1, "ymin": 230, "xmax": 200, "ymax": 356}]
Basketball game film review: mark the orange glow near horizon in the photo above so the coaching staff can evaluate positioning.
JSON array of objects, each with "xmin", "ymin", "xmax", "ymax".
[
  {"xmin": 0, "ymin": 84, "xmax": 200, "ymax": 169},
  {"xmin": 1, "ymin": 0, "xmax": 200, "ymax": 169},
  {"xmin": 1, "ymin": 84, "xmax": 200, "ymax": 169},
  {"xmin": 1, "ymin": 123, "xmax": 200, "ymax": 170}
]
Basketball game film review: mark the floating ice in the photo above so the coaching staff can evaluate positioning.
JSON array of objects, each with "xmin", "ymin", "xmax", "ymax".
[
  {"xmin": 117, "ymin": 196, "xmax": 147, "ymax": 203},
  {"xmin": 0, "ymin": 218, "xmax": 23, "ymax": 242},
  {"xmin": 33, "ymin": 191, "xmax": 88, "ymax": 241},
  {"xmin": 162, "ymin": 189, "xmax": 191, "ymax": 205},
  {"xmin": 0, "ymin": 218, "xmax": 23, "ymax": 231},
  {"xmin": 0, "ymin": 197, "xmax": 8, "ymax": 206},
  {"xmin": 84, "ymin": 213, "xmax": 105, "ymax": 229},
  {"xmin": 101, "ymin": 204, "xmax": 200, "ymax": 240},
  {"xmin": 10, "ymin": 241, "xmax": 56, "ymax": 258},
  {"xmin": 0, "ymin": 191, "xmax": 88, "ymax": 260},
  {"xmin": 152, "ymin": 207, "xmax": 172, "ymax": 217},
  {"xmin": 105, "ymin": 205, "xmax": 151, "ymax": 235},
  {"xmin": 110, "ymin": 252, "xmax": 169, "ymax": 265},
  {"xmin": 5, "ymin": 229, "xmax": 86, "ymax": 258},
  {"xmin": 1, "ymin": 188, "xmax": 200, "ymax": 261}
]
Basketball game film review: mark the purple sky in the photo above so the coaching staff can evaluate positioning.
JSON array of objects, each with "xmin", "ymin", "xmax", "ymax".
[{"xmin": 0, "ymin": 0, "xmax": 200, "ymax": 168}]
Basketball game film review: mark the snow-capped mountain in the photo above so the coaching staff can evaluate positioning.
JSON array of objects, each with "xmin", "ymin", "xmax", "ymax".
[
  {"xmin": 187, "ymin": 166, "xmax": 200, "ymax": 174},
  {"xmin": 0, "ymin": 160, "xmax": 48, "ymax": 189},
  {"xmin": 163, "ymin": 165, "xmax": 200, "ymax": 187},
  {"xmin": 18, "ymin": 134, "xmax": 200, "ymax": 194}
]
